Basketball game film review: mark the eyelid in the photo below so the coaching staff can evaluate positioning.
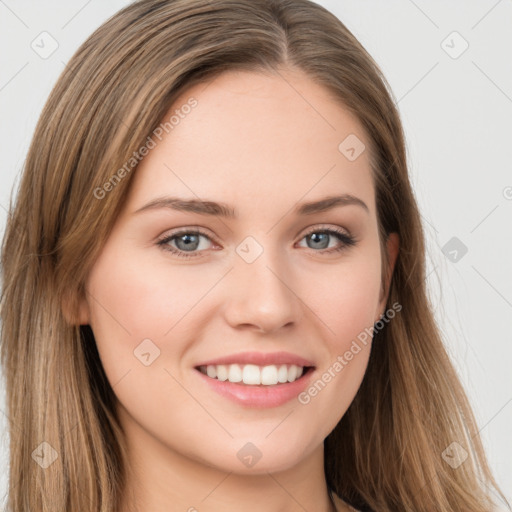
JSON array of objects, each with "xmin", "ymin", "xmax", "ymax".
[
  {"xmin": 156, "ymin": 226, "xmax": 218, "ymax": 244},
  {"xmin": 299, "ymin": 223, "xmax": 352, "ymax": 238}
]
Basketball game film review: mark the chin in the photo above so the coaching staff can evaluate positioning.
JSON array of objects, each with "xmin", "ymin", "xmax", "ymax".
[{"xmin": 198, "ymin": 436, "xmax": 318, "ymax": 475}]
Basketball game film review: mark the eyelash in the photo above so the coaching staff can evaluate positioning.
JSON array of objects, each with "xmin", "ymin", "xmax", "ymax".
[{"xmin": 156, "ymin": 226, "xmax": 357, "ymax": 259}]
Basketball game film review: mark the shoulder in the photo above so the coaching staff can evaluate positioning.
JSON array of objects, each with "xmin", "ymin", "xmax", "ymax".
[{"xmin": 331, "ymin": 491, "xmax": 363, "ymax": 512}]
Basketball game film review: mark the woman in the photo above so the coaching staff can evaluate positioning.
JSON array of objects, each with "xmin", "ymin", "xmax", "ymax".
[{"xmin": 0, "ymin": 0, "xmax": 508, "ymax": 511}]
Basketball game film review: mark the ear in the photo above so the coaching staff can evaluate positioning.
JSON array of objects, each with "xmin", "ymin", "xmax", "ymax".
[
  {"xmin": 376, "ymin": 232, "xmax": 399, "ymax": 321},
  {"xmin": 61, "ymin": 288, "xmax": 91, "ymax": 326}
]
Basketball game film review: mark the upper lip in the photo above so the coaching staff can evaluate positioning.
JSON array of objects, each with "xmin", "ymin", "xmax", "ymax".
[{"xmin": 195, "ymin": 351, "xmax": 315, "ymax": 368}]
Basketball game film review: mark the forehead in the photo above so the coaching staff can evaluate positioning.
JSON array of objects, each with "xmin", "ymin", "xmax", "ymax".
[{"xmin": 125, "ymin": 68, "xmax": 375, "ymax": 217}]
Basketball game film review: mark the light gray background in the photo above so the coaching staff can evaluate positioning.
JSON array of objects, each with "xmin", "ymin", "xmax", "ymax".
[{"xmin": 0, "ymin": 0, "xmax": 511, "ymax": 508}]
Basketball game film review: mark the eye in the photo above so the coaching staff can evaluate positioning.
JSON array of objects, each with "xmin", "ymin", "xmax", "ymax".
[
  {"xmin": 156, "ymin": 225, "xmax": 357, "ymax": 259},
  {"xmin": 156, "ymin": 228, "xmax": 216, "ymax": 258},
  {"xmin": 297, "ymin": 226, "xmax": 356, "ymax": 254}
]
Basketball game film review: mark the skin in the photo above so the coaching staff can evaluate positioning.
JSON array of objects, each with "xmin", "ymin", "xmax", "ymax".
[{"xmin": 75, "ymin": 67, "xmax": 399, "ymax": 512}]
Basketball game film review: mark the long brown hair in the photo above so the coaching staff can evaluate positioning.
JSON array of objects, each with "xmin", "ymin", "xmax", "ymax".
[{"xmin": 1, "ymin": 0, "xmax": 508, "ymax": 510}]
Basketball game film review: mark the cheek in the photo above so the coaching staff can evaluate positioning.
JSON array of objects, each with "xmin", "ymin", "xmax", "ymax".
[
  {"xmin": 299, "ymin": 267, "xmax": 379, "ymax": 424},
  {"xmin": 85, "ymin": 250, "xmax": 202, "ymax": 423},
  {"xmin": 304, "ymin": 255, "xmax": 382, "ymax": 347},
  {"xmin": 86, "ymin": 241, "xmax": 209, "ymax": 340},
  {"xmin": 85, "ymin": 244, "xmax": 233, "ymax": 403},
  {"xmin": 84, "ymin": 246, "xmax": 178, "ymax": 377}
]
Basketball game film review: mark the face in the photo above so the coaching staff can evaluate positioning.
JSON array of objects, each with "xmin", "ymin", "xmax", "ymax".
[{"xmin": 77, "ymin": 68, "xmax": 398, "ymax": 476}]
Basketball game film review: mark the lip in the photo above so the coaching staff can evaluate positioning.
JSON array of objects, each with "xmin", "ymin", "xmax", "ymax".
[
  {"xmin": 194, "ymin": 351, "xmax": 315, "ymax": 368},
  {"xmin": 194, "ymin": 365, "xmax": 315, "ymax": 409}
]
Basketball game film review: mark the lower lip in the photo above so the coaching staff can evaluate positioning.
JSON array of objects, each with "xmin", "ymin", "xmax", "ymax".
[{"xmin": 194, "ymin": 368, "xmax": 315, "ymax": 408}]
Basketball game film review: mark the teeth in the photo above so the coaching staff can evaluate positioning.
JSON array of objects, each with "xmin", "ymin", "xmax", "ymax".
[
  {"xmin": 216, "ymin": 364, "xmax": 228, "ymax": 381},
  {"xmin": 261, "ymin": 365, "xmax": 278, "ymax": 385},
  {"xmin": 242, "ymin": 364, "xmax": 261, "ymax": 385},
  {"xmin": 228, "ymin": 364, "xmax": 242, "ymax": 383},
  {"xmin": 199, "ymin": 363, "xmax": 306, "ymax": 385},
  {"xmin": 277, "ymin": 364, "xmax": 288, "ymax": 383}
]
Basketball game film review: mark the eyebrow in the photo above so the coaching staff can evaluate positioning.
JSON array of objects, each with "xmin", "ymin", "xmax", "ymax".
[{"xmin": 133, "ymin": 194, "xmax": 369, "ymax": 218}]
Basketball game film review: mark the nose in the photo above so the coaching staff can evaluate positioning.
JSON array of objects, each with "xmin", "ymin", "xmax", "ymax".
[{"xmin": 223, "ymin": 246, "xmax": 302, "ymax": 334}]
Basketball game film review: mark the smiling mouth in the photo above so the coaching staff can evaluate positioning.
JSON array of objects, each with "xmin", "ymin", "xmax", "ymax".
[{"xmin": 195, "ymin": 363, "xmax": 314, "ymax": 386}]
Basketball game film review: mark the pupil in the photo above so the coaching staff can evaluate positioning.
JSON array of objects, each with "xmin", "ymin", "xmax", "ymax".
[
  {"xmin": 310, "ymin": 232, "xmax": 328, "ymax": 249},
  {"xmin": 177, "ymin": 234, "xmax": 198, "ymax": 250}
]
